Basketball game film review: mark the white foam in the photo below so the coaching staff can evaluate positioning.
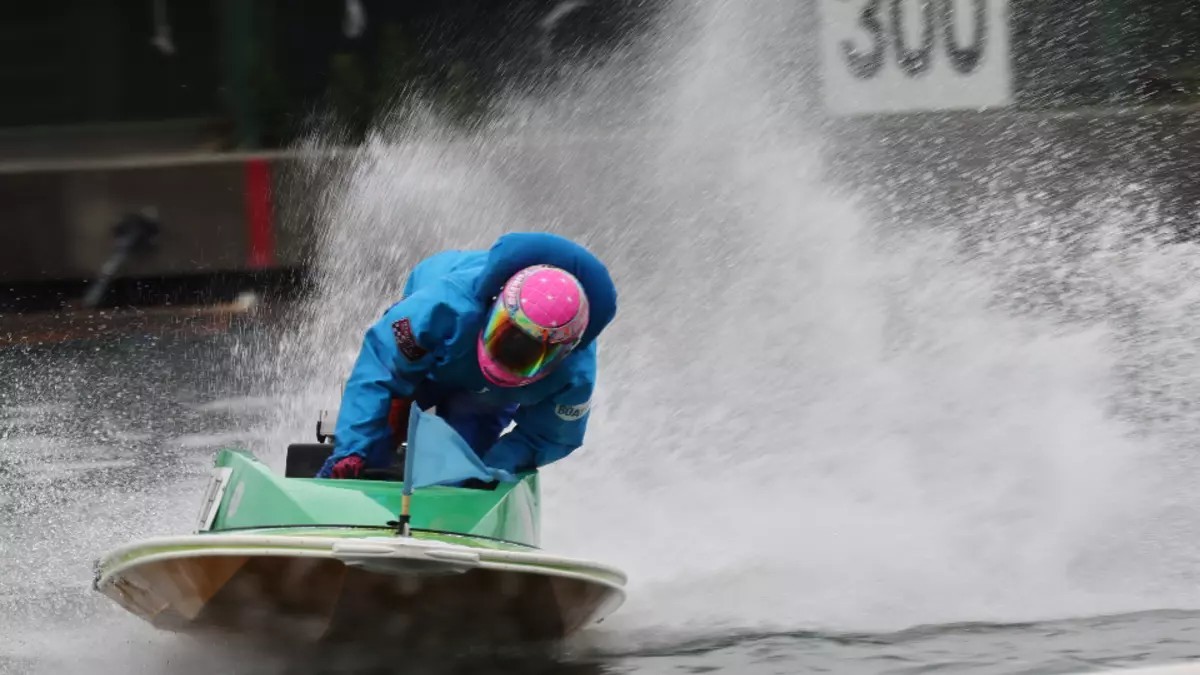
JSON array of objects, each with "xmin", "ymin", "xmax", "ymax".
[{"xmin": 245, "ymin": 0, "xmax": 1200, "ymax": 642}]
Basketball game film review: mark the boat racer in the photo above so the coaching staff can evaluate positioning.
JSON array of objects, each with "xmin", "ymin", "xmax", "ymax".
[{"xmin": 317, "ymin": 232, "xmax": 617, "ymax": 480}]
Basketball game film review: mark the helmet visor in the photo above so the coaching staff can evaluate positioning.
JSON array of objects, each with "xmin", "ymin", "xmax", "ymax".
[{"xmin": 481, "ymin": 301, "xmax": 572, "ymax": 380}]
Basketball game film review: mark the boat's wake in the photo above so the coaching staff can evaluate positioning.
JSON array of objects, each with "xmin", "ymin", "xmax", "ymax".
[
  {"xmin": 241, "ymin": 0, "xmax": 1200, "ymax": 649},
  {"xmin": 578, "ymin": 609, "xmax": 1200, "ymax": 659}
]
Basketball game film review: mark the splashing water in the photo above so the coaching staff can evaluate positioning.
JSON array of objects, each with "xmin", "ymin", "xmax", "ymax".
[{"xmin": 239, "ymin": 0, "xmax": 1200, "ymax": 650}]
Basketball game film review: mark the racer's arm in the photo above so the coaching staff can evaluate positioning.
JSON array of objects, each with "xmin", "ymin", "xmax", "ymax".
[
  {"xmin": 320, "ymin": 297, "xmax": 447, "ymax": 474},
  {"xmin": 481, "ymin": 362, "xmax": 595, "ymax": 474}
]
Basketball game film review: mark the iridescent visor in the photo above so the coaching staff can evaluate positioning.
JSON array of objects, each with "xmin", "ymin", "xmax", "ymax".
[{"xmin": 482, "ymin": 303, "xmax": 571, "ymax": 380}]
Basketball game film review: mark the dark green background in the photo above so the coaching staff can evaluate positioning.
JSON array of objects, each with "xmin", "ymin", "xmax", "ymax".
[{"xmin": 1, "ymin": 1, "xmax": 1197, "ymax": 145}]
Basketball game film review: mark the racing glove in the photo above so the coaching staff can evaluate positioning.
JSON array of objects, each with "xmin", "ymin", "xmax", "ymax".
[{"xmin": 330, "ymin": 455, "xmax": 365, "ymax": 479}]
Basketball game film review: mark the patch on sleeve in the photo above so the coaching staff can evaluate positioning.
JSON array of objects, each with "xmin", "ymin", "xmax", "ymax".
[
  {"xmin": 391, "ymin": 318, "xmax": 428, "ymax": 361},
  {"xmin": 555, "ymin": 400, "xmax": 591, "ymax": 422}
]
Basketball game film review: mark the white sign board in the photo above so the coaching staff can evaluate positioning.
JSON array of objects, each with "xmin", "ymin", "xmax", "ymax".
[{"xmin": 820, "ymin": 0, "xmax": 1012, "ymax": 115}]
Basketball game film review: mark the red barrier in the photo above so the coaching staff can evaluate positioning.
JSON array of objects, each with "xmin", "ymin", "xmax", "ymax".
[{"xmin": 244, "ymin": 158, "xmax": 275, "ymax": 268}]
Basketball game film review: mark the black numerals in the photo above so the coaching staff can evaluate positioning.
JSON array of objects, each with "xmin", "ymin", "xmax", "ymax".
[
  {"xmin": 839, "ymin": 0, "xmax": 990, "ymax": 79},
  {"xmin": 939, "ymin": 0, "xmax": 986, "ymax": 74},
  {"xmin": 842, "ymin": 0, "xmax": 885, "ymax": 80},
  {"xmin": 892, "ymin": 0, "xmax": 935, "ymax": 77}
]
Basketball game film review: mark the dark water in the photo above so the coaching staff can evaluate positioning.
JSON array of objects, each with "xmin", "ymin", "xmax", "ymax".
[{"xmin": 3, "ymin": 332, "xmax": 1200, "ymax": 675}]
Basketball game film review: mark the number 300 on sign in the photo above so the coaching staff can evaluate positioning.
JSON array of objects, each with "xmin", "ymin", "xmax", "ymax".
[{"xmin": 819, "ymin": 0, "xmax": 1012, "ymax": 115}]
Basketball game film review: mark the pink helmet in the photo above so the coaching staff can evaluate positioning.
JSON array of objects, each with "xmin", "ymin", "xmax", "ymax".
[{"xmin": 477, "ymin": 265, "xmax": 589, "ymax": 387}]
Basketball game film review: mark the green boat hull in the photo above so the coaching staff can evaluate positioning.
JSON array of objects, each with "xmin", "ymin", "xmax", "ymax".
[
  {"xmin": 94, "ymin": 448, "xmax": 626, "ymax": 646},
  {"xmin": 202, "ymin": 448, "xmax": 541, "ymax": 547}
]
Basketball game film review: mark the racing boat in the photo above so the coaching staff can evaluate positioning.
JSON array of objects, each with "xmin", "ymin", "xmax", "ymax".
[{"xmin": 93, "ymin": 429, "xmax": 626, "ymax": 648}]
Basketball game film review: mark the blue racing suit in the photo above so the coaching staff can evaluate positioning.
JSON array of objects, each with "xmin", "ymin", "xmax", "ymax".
[{"xmin": 316, "ymin": 232, "xmax": 618, "ymax": 477}]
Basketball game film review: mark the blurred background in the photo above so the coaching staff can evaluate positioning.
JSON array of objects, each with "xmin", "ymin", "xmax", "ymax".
[
  {"xmin": 0, "ymin": 0, "xmax": 649, "ymax": 341},
  {"xmin": 1, "ymin": 0, "xmax": 1198, "ymax": 336}
]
